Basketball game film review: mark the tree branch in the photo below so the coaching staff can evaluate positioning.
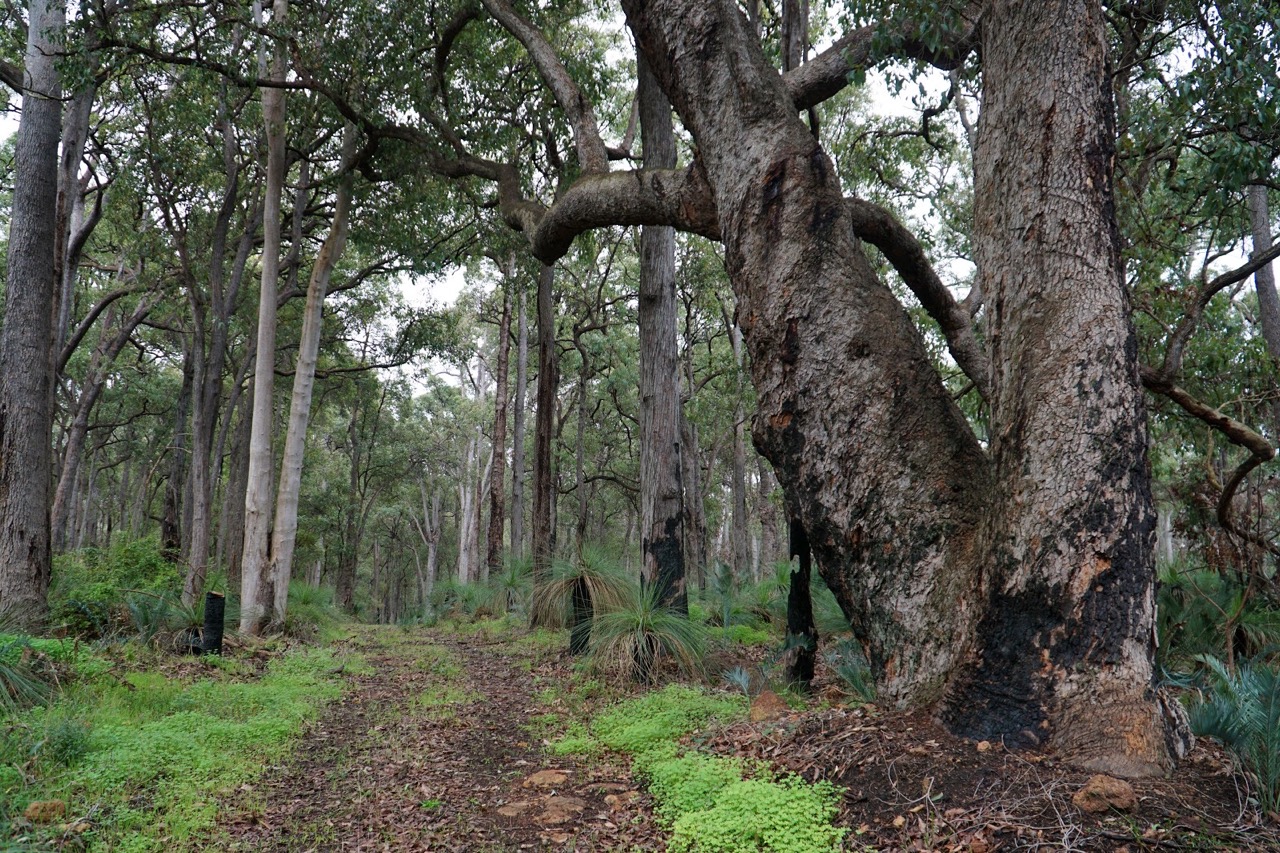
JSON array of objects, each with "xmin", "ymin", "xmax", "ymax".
[
  {"xmin": 59, "ymin": 285, "xmax": 142, "ymax": 373},
  {"xmin": 784, "ymin": 3, "xmax": 983, "ymax": 111},
  {"xmin": 479, "ymin": 0, "xmax": 610, "ymax": 173},
  {"xmin": 1158, "ymin": 240, "xmax": 1280, "ymax": 381},
  {"xmin": 846, "ymin": 197, "xmax": 990, "ymax": 400},
  {"xmin": 1140, "ymin": 368, "xmax": 1280, "ymax": 558}
]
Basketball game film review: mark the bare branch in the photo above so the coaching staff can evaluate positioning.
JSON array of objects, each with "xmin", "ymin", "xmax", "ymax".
[
  {"xmin": 784, "ymin": 3, "xmax": 983, "ymax": 111},
  {"xmin": 1140, "ymin": 368, "xmax": 1280, "ymax": 558},
  {"xmin": 846, "ymin": 197, "xmax": 990, "ymax": 400},
  {"xmin": 479, "ymin": 0, "xmax": 610, "ymax": 173}
]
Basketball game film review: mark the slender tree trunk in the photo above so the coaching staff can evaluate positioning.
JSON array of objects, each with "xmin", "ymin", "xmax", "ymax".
[
  {"xmin": 220, "ymin": 390, "xmax": 253, "ymax": 591},
  {"xmin": 681, "ymin": 415, "xmax": 708, "ymax": 591},
  {"xmin": 636, "ymin": 53, "xmax": 688, "ymax": 611},
  {"xmin": 162, "ymin": 355, "xmax": 194, "ymax": 561},
  {"xmin": 457, "ymin": 435, "xmax": 476, "ymax": 585},
  {"xmin": 268, "ymin": 127, "xmax": 356, "ymax": 623},
  {"xmin": 938, "ymin": 0, "xmax": 1182, "ymax": 776},
  {"xmin": 511, "ymin": 285, "xmax": 529, "ymax": 560},
  {"xmin": 52, "ymin": 297, "xmax": 153, "ymax": 547},
  {"xmin": 728, "ymin": 319, "xmax": 751, "ymax": 581},
  {"xmin": 53, "ymin": 85, "xmax": 96, "ymax": 357},
  {"xmin": 573, "ymin": 333, "xmax": 591, "ymax": 559},
  {"xmin": 488, "ymin": 279, "xmax": 513, "ymax": 575},
  {"xmin": 1248, "ymin": 186, "xmax": 1280, "ymax": 430},
  {"xmin": 336, "ymin": 406, "xmax": 361, "ymax": 613},
  {"xmin": 530, "ymin": 263, "xmax": 558, "ymax": 625},
  {"xmin": 239, "ymin": 0, "xmax": 290, "ymax": 634}
]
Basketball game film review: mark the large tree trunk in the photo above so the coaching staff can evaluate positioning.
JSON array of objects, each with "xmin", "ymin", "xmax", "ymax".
[
  {"xmin": 238, "ymin": 0, "xmax": 290, "ymax": 634},
  {"xmin": 530, "ymin": 263, "xmax": 558, "ymax": 624},
  {"xmin": 487, "ymin": 279, "xmax": 513, "ymax": 576},
  {"xmin": 0, "ymin": 0, "xmax": 63, "ymax": 627},
  {"xmin": 637, "ymin": 53, "xmax": 687, "ymax": 610},
  {"xmin": 625, "ymin": 0, "xmax": 1182, "ymax": 777},
  {"xmin": 936, "ymin": 0, "xmax": 1183, "ymax": 777},
  {"xmin": 626, "ymin": 0, "xmax": 990, "ymax": 706},
  {"xmin": 268, "ymin": 127, "xmax": 356, "ymax": 623}
]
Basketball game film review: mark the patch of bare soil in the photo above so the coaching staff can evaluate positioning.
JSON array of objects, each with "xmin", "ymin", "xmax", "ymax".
[
  {"xmin": 216, "ymin": 627, "xmax": 661, "ymax": 851},
  {"xmin": 700, "ymin": 675, "xmax": 1280, "ymax": 852}
]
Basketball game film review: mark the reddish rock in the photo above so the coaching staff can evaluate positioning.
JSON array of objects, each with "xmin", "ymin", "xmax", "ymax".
[
  {"xmin": 1072, "ymin": 774, "xmax": 1137, "ymax": 813},
  {"xmin": 749, "ymin": 689, "xmax": 789, "ymax": 722}
]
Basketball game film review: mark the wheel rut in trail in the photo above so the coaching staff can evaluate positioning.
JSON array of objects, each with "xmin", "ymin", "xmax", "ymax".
[{"xmin": 218, "ymin": 627, "xmax": 660, "ymax": 852}]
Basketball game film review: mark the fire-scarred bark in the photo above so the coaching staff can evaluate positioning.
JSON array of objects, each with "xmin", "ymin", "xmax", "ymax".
[{"xmin": 616, "ymin": 0, "xmax": 1182, "ymax": 775}]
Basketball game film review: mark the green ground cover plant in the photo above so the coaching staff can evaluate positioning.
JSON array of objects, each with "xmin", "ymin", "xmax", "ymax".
[
  {"xmin": 555, "ymin": 683, "xmax": 846, "ymax": 852},
  {"xmin": 0, "ymin": 643, "xmax": 353, "ymax": 851}
]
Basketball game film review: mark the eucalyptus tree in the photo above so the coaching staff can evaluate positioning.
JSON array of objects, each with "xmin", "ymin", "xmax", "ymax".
[{"xmin": 0, "ymin": 0, "xmax": 64, "ymax": 627}]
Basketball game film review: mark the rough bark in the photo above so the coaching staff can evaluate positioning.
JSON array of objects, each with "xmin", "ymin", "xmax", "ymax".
[
  {"xmin": 268, "ymin": 127, "xmax": 356, "ymax": 623},
  {"xmin": 0, "ymin": 0, "xmax": 63, "ymax": 627},
  {"xmin": 239, "ymin": 0, "xmax": 290, "ymax": 634},
  {"xmin": 487, "ymin": 279, "xmax": 513, "ymax": 575},
  {"xmin": 530, "ymin": 263, "xmax": 558, "ymax": 625},
  {"xmin": 938, "ymin": 0, "xmax": 1183, "ymax": 776},
  {"xmin": 511, "ymin": 285, "xmax": 529, "ymax": 559},
  {"xmin": 637, "ymin": 52, "xmax": 688, "ymax": 611},
  {"xmin": 623, "ymin": 0, "xmax": 991, "ymax": 706}
]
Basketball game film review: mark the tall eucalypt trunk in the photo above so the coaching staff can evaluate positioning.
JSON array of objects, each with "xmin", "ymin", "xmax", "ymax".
[
  {"xmin": 636, "ymin": 53, "xmax": 687, "ymax": 611},
  {"xmin": 940, "ymin": 0, "xmax": 1185, "ymax": 777},
  {"xmin": 239, "ymin": 0, "xmax": 290, "ymax": 634},
  {"xmin": 0, "ymin": 0, "xmax": 64, "ymax": 628},
  {"xmin": 622, "ymin": 0, "xmax": 1184, "ymax": 776},
  {"xmin": 268, "ymin": 126, "xmax": 357, "ymax": 625}
]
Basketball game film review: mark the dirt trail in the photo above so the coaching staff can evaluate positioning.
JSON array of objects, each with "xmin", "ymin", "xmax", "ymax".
[{"xmin": 218, "ymin": 626, "xmax": 660, "ymax": 852}]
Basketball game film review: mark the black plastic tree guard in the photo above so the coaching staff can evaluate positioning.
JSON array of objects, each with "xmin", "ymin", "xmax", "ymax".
[{"xmin": 202, "ymin": 591, "xmax": 225, "ymax": 655}]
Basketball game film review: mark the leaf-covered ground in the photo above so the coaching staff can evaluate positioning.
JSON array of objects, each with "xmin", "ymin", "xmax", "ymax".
[
  {"xmin": 215, "ymin": 624, "xmax": 663, "ymax": 851},
  {"xmin": 210, "ymin": 624, "xmax": 1280, "ymax": 851}
]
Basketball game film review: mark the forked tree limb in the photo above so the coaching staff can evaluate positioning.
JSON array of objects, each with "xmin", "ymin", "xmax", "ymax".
[
  {"xmin": 1140, "ymin": 368, "xmax": 1280, "ymax": 558},
  {"xmin": 479, "ymin": 0, "xmax": 610, "ymax": 173},
  {"xmin": 784, "ymin": 2, "xmax": 983, "ymax": 111}
]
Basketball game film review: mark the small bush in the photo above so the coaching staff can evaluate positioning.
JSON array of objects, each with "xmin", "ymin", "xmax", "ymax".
[
  {"xmin": 284, "ymin": 582, "xmax": 344, "ymax": 640},
  {"xmin": 590, "ymin": 581, "xmax": 708, "ymax": 682},
  {"xmin": 51, "ymin": 536, "xmax": 181, "ymax": 636},
  {"xmin": 38, "ymin": 713, "xmax": 93, "ymax": 768},
  {"xmin": 1188, "ymin": 655, "xmax": 1280, "ymax": 815},
  {"xmin": 823, "ymin": 637, "xmax": 876, "ymax": 703}
]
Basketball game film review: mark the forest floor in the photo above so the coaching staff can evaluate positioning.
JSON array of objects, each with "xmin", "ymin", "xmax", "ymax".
[{"xmin": 212, "ymin": 623, "xmax": 1280, "ymax": 852}]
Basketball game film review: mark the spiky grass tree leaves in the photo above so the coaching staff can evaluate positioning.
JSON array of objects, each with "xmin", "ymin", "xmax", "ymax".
[
  {"xmin": 1189, "ymin": 655, "xmax": 1280, "ymax": 815},
  {"xmin": 590, "ymin": 579, "xmax": 707, "ymax": 683}
]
